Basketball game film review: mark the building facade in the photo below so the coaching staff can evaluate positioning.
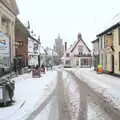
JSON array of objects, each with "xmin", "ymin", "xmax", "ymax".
[
  {"xmin": 15, "ymin": 19, "xmax": 29, "ymax": 66},
  {"xmin": 0, "ymin": 0, "xmax": 19, "ymax": 68},
  {"xmin": 93, "ymin": 22, "xmax": 120, "ymax": 75},
  {"xmin": 63, "ymin": 33, "xmax": 92, "ymax": 67},
  {"xmin": 28, "ymin": 36, "xmax": 40, "ymax": 67},
  {"xmin": 92, "ymin": 39, "xmax": 100, "ymax": 70},
  {"xmin": 54, "ymin": 34, "xmax": 64, "ymax": 64}
]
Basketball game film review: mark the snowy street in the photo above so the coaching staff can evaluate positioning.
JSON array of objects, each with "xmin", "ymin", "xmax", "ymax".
[
  {"xmin": 65, "ymin": 68, "xmax": 120, "ymax": 120},
  {"xmin": 1, "ymin": 68, "xmax": 120, "ymax": 120}
]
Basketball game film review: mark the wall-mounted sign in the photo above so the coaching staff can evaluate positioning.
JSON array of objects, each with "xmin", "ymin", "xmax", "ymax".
[
  {"xmin": 0, "ymin": 32, "xmax": 10, "ymax": 67},
  {"xmin": 0, "ymin": 32, "xmax": 9, "ymax": 53}
]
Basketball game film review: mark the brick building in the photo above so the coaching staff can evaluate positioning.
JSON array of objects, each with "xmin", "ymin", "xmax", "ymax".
[{"xmin": 15, "ymin": 19, "xmax": 29, "ymax": 66}]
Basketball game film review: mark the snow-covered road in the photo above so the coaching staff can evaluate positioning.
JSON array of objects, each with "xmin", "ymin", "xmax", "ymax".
[
  {"xmin": 63, "ymin": 71, "xmax": 112, "ymax": 120},
  {"xmin": 1, "ymin": 68, "xmax": 120, "ymax": 120},
  {"xmin": 65, "ymin": 68, "xmax": 120, "ymax": 120}
]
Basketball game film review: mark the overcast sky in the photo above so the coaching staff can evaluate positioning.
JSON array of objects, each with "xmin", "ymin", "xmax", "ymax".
[{"xmin": 16, "ymin": 0, "xmax": 120, "ymax": 50}]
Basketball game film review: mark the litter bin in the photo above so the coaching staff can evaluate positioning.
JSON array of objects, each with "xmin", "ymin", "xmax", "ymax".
[
  {"xmin": 0, "ymin": 84, "xmax": 10, "ymax": 106},
  {"xmin": 0, "ymin": 80, "xmax": 15, "ymax": 106}
]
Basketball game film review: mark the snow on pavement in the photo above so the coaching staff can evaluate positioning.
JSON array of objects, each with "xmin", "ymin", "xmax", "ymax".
[
  {"xmin": 69, "ymin": 68, "xmax": 120, "ymax": 113},
  {"xmin": 76, "ymin": 68, "xmax": 120, "ymax": 89},
  {"xmin": 63, "ymin": 70, "xmax": 112, "ymax": 120},
  {"xmin": 0, "ymin": 71, "xmax": 57, "ymax": 120}
]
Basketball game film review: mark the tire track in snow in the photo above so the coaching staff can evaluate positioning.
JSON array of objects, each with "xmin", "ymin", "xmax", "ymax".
[
  {"xmin": 68, "ymin": 70, "xmax": 120, "ymax": 120},
  {"xmin": 57, "ymin": 70, "xmax": 71, "ymax": 120}
]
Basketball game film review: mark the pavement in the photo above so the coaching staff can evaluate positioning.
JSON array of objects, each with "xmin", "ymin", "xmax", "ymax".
[{"xmin": 0, "ymin": 70, "xmax": 57, "ymax": 120}]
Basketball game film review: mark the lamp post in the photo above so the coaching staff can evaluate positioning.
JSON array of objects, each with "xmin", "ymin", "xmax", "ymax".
[{"xmin": 38, "ymin": 36, "xmax": 41, "ymax": 67}]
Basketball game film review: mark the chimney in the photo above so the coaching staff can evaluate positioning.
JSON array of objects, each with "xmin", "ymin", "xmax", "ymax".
[
  {"xmin": 78, "ymin": 33, "xmax": 82, "ymax": 40},
  {"xmin": 65, "ymin": 42, "xmax": 67, "ymax": 51}
]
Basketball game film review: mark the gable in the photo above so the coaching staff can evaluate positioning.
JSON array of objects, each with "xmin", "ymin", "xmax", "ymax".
[
  {"xmin": 71, "ymin": 39, "xmax": 91, "ymax": 55},
  {"xmin": 1, "ymin": 0, "xmax": 19, "ymax": 15}
]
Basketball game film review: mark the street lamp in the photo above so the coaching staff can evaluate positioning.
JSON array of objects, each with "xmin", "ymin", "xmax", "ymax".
[{"xmin": 38, "ymin": 36, "xmax": 41, "ymax": 67}]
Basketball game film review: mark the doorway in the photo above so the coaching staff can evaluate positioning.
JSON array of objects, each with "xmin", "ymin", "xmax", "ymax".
[{"xmin": 111, "ymin": 55, "xmax": 114, "ymax": 73}]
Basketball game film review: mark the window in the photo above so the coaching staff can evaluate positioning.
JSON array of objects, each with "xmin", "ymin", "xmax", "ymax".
[
  {"xmin": 101, "ymin": 54, "xmax": 103, "ymax": 65},
  {"xmin": 76, "ymin": 59, "xmax": 79, "ymax": 66},
  {"xmin": 79, "ymin": 52, "xmax": 82, "ymax": 56},
  {"xmin": 15, "ymin": 41, "xmax": 23, "ymax": 48},
  {"xmin": 2, "ymin": 17, "xmax": 9, "ymax": 34},
  {"xmin": 33, "ymin": 43, "xmax": 38, "ymax": 53},
  {"xmin": 66, "ymin": 53, "xmax": 70, "ymax": 57},
  {"xmin": 18, "ymin": 41, "xmax": 23, "ymax": 48},
  {"xmin": 81, "ymin": 59, "xmax": 88, "ymax": 66},
  {"xmin": 101, "ymin": 38, "xmax": 102, "ymax": 49},
  {"xmin": 78, "ymin": 45, "xmax": 83, "ymax": 52},
  {"xmin": 118, "ymin": 28, "xmax": 120, "ymax": 45},
  {"xmin": 119, "ymin": 52, "xmax": 120, "ymax": 71},
  {"xmin": 104, "ymin": 35, "xmax": 107, "ymax": 48},
  {"xmin": 65, "ymin": 60, "xmax": 70, "ymax": 65}
]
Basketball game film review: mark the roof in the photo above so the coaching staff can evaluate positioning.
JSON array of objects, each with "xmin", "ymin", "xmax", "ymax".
[
  {"xmin": 29, "ymin": 35, "xmax": 40, "ymax": 44},
  {"xmin": 71, "ymin": 38, "xmax": 91, "ymax": 53},
  {"xmin": 97, "ymin": 22, "xmax": 120, "ymax": 37},
  {"xmin": 91, "ymin": 38, "xmax": 99, "ymax": 43},
  {"xmin": 15, "ymin": 18, "xmax": 29, "ymax": 36}
]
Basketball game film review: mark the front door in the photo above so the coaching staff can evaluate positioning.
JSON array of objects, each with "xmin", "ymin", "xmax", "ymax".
[{"xmin": 111, "ymin": 55, "xmax": 114, "ymax": 73}]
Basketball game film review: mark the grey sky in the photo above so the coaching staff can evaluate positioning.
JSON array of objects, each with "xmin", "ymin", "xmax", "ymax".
[{"xmin": 16, "ymin": 0, "xmax": 120, "ymax": 49}]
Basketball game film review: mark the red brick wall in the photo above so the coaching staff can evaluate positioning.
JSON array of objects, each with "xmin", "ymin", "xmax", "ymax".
[{"xmin": 15, "ymin": 28, "xmax": 28, "ymax": 66}]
